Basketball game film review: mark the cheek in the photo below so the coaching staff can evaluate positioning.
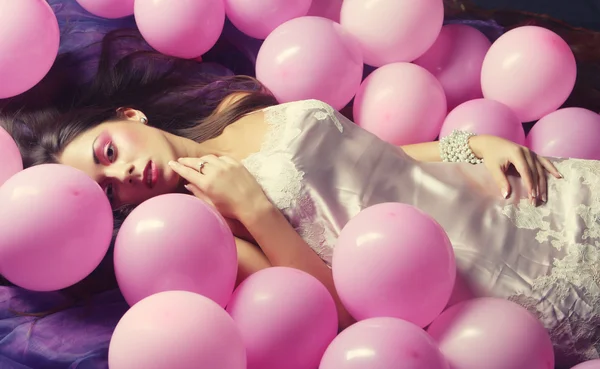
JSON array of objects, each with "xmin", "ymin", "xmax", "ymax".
[{"xmin": 115, "ymin": 128, "xmax": 147, "ymax": 152}]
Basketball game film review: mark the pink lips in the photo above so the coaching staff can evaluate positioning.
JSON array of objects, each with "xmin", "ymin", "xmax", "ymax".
[{"xmin": 143, "ymin": 161, "xmax": 158, "ymax": 189}]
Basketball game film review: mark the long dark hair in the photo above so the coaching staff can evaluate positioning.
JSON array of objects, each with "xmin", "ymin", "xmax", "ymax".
[{"xmin": 0, "ymin": 29, "xmax": 277, "ymax": 294}]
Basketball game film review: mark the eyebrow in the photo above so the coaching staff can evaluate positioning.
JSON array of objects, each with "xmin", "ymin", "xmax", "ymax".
[{"xmin": 92, "ymin": 136, "xmax": 100, "ymax": 164}]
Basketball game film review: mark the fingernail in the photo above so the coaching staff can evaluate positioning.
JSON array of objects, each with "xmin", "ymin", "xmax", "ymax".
[
  {"xmin": 184, "ymin": 184, "xmax": 191, "ymax": 191},
  {"xmin": 531, "ymin": 189, "xmax": 537, "ymax": 198},
  {"xmin": 558, "ymin": 173, "xmax": 563, "ymax": 179},
  {"xmin": 530, "ymin": 197, "xmax": 536, "ymax": 206},
  {"xmin": 168, "ymin": 161, "xmax": 177, "ymax": 167},
  {"xmin": 542, "ymin": 194, "xmax": 547, "ymax": 202},
  {"xmin": 502, "ymin": 190, "xmax": 509, "ymax": 199}
]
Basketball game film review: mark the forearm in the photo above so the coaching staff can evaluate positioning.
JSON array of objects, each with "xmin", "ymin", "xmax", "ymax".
[
  {"xmin": 238, "ymin": 201, "xmax": 355, "ymax": 329},
  {"xmin": 400, "ymin": 141, "xmax": 442, "ymax": 162}
]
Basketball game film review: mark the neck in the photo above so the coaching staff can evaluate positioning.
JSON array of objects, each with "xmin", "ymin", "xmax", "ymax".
[{"xmin": 166, "ymin": 131, "xmax": 230, "ymax": 160}]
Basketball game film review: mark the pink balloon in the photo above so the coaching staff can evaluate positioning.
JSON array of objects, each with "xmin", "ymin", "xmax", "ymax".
[
  {"xmin": 307, "ymin": 0, "xmax": 343, "ymax": 22},
  {"xmin": 0, "ymin": 126, "xmax": 23, "ymax": 187},
  {"xmin": 0, "ymin": 164, "xmax": 113, "ymax": 291},
  {"xmin": 526, "ymin": 107, "xmax": 600, "ymax": 160},
  {"xmin": 353, "ymin": 62, "xmax": 447, "ymax": 145},
  {"xmin": 428, "ymin": 298, "xmax": 555, "ymax": 369},
  {"xmin": 109, "ymin": 291, "xmax": 246, "ymax": 369},
  {"xmin": 114, "ymin": 194, "xmax": 237, "ymax": 307},
  {"xmin": 572, "ymin": 360, "xmax": 600, "ymax": 369},
  {"xmin": 481, "ymin": 26, "xmax": 577, "ymax": 122},
  {"xmin": 332, "ymin": 203, "xmax": 456, "ymax": 328},
  {"xmin": 0, "ymin": 0, "xmax": 60, "ymax": 99},
  {"xmin": 256, "ymin": 16, "xmax": 363, "ymax": 110},
  {"xmin": 414, "ymin": 24, "xmax": 492, "ymax": 111},
  {"xmin": 340, "ymin": 0, "xmax": 444, "ymax": 66},
  {"xmin": 134, "ymin": 0, "xmax": 225, "ymax": 59},
  {"xmin": 75, "ymin": 0, "xmax": 134, "ymax": 19},
  {"xmin": 225, "ymin": 0, "xmax": 311, "ymax": 40},
  {"xmin": 320, "ymin": 317, "xmax": 450, "ymax": 369},
  {"xmin": 440, "ymin": 99, "xmax": 525, "ymax": 144},
  {"xmin": 227, "ymin": 267, "xmax": 338, "ymax": 369}
]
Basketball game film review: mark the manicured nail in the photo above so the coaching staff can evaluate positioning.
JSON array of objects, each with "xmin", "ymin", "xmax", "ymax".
[
  {"xmin": 168, "ymin": 161, "xmax": 177, "ymax": 167},
  {"xmin": 503, "ymin": 191, "xmax": 509, "ymax": 199},
  {"xmin": 558, "ymin": 173, "xmax": 563, "ymax": 178},
  {"xmin": 542, "ymin": 194, "xmax": 547, "ymax": 202}
]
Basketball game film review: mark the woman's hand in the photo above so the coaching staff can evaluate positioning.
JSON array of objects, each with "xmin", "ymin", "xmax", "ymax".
[
  {"xmin": 469, "ymin": 135, "xmax": 562, "ymax": 205},
  {"xmin": 168, "ymin": 155, "xmax": 270, "ymax": 220}
]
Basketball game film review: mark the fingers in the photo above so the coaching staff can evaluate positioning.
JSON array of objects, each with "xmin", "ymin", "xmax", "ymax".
[
  {"xmin": 183, "ymin": 183, "xmax": 215, "ymax": 207},
  {"xmin": 168, "ymin": 160, "xmax": 206, "ymax": 189},
  {"xmin": 537, "ymin": 156, "xmax": 563, "ymax": 179},
  {"xmin": 178, "ymin": 155, "xmax": 224, "ymax": 172},
  {"xmin": 511, "ymin": 148, "xmax": 536, "ymax": 205},
  {"xmin": 533, "ymin": 154, "xmax": 547, "ymax": 203},
  {"xmin": 485, "ymin": 162, "xmax": 511, "ymax": 199}
]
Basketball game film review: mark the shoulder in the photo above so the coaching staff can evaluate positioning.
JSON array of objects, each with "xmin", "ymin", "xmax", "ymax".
[{"xmin": 266, "ymin": 99, "xmax": 345, "ymax": 133}]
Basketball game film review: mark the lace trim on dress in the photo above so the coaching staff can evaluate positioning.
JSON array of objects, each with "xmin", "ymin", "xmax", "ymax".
[
  {"xmin": 241, "ymin": 100, "xmax": 342, "ymax": 265},
  {"xmin": 500, "ymin": 159, "xmax": 600, "ymax": 364}
]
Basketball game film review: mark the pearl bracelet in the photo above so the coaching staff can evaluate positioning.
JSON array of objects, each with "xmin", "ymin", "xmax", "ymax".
[{"xmin": 439, "ymin": 129, "xmax": 484, "ymax": 164}]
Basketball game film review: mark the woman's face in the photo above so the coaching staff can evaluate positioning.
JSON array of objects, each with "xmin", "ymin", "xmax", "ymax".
[{"xmin": 59, "ymin": 110, "xmax": 181, "ymax": 208}]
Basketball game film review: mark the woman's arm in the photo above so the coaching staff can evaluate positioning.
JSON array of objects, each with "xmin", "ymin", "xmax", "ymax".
[
  {"xmin": 400, "ymin": 141, "xmax": 443, "ymax": 162},
  {"xmin": 238, "ymin": 200, "xmax": 355, "ymax": 329},
  {"xmin": 234, "ymin": 236, "xmax": 271, "ymax": 286}
]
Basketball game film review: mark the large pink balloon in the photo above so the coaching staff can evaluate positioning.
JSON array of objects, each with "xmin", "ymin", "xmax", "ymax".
[
  {"xmin": 0, "ymin": 126, "xmax": 23, "ymax": 186},
  {"xmin": 340, "ymin": 0, "xmax": 444, "ymax": 66},
  {"xmin": 307, "ymin": 0, "xmax": 343, "ymax": 22},
  {"xmin": 320, "ymin": 317, "xmax": 450, "ymax": 369},
  {"xmin": 227, "ymin": 267, "xmax": 338, "ymax": 369},
  {"xmin": 526, "ymin": 107, "xmax": 600, "ymax": 160},
  {"xmin": 0, "ymin": 0, "xmax": 60, "ymax": 99},
  {"xmin": 0, "ymin": 164, "xmax": 113, "ymax": 291},
  {"xmin": 76, "ymin": 0, "xmax": 134, "ymax": 19},
  {"xmin": 114, "ymin": 194, "xmax": 237, "ymax": 307},
  {"xmin": 481, "ymin": 26, "xmax": 577, "ymax": 122},
  {"xmin": 134, "ymin": 0, "xmax": 225, "ymax": 59},
  {"xmin": 353, "ymin": 62, "xmax": 447, "ymax": 145},
  {"xmin": 225, "ymin": 0, "xmax": 311, "ymax": 40},
  {"xmin": 109, "ymin": 291, "xmax": 246, "ymax": 369},
  {"xmin": 414, "ymin": 24, "xmax": 492, "ymax": 111},
  {"xmin": 332, "ymin": 203, "xmax": 456, "ymax": 327},
  {"xmin": 256, "ymin": 16, "xmax": 363, "ymax": 110},
  {"xmin": 428, "ymin": 298, "xmax": 555, "ymax": 369},
  {"xmin": 572, "ymin": 360, "xmax": 600, "ymax": 369},
  {"xmin": 440, "ymin": 99, "xmax": 525, "ymax": 145}
]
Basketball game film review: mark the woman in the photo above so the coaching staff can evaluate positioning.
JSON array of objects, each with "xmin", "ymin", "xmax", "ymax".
[{"xmin": 2, "ymin": 29, "xmax": 599, "ymax": 368}]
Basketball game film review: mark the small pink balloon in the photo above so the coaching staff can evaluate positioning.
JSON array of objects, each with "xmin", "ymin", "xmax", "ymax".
[
  {"xmin": 0, "ymin": 126, "xmax": 23, "ymax": 186},
  {"xmin": 134, "ymin": 0, "xmax": 225, "ymax": 59},
  {"xmin": 320, "ymin": 317, "xmax": 450, "ymax": 369},
  {"xmin": 225, "ymin": 0, "xmax": 311, "ymax": 40},
  {"xmin": 75, "ymin": 0, "xmax": 134, "ymax": 19},
  {"xmin": 428, "ymin": 298, "xmax": 555, "ymax": 369},
  {"xmin": 227, "ymin": 267, "xmax": 338, "ymax": 369},
  {"xmin": 572, "ymin": 360, "xmax": 600, "ymax": 369},
  {"xmin": 353, "ymin": 62, "xmax": 447, "ymax": 145},
  {"xmin": 481, "ymin": 26, "xmax": 577, "ymax": 122},
  {"xmin": 114, "ymin": 194, "xmax": 237, "ymax": 307},
  {"xmin": 526, "ymin": 107, "xmax": 600, "ymax": 160},
  {"xmin": 332, "ymin": 203, "xmax": 456, "ymax": 328},
  {"xmin": 340, "ymin": 0, "xmax": 444, "ymax": 66},
  {"xmin": 0, "ymin": 0, "xmax": 60, "ymax": 98},
  {"xmin": 440, "ymin": 99, "xmax": 525, "ymax": 144},
  {"xmin": 307, "ymin": 0, "xmax": 343, "ymax": 22},
  {"xmin": 414, "ymin": 24, "xmax": 492, "ymax": 111},
  {"xmin": 256, "ymin": 16, "xmax": 363, "ymax": 110},
  {"xmin": 109, "ymin": 291, "xmax": 246, "ymax": 369},
  {"xmin": 0, "ymin": 164, "xmax": 113, "ymax": 291}
]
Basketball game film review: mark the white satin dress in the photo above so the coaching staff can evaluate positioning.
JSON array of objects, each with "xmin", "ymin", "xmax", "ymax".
[{"xmin": 241, "ymin": 99, "xmax": 600, "ymax": 368}]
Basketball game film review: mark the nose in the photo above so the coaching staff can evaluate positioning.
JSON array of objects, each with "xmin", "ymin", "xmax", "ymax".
[{"xmin": 105, "ymin": 162, "xmax": 136, "ymax": 184}]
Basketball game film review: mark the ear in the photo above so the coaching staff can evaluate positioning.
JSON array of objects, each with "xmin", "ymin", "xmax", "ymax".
[{"xmin": 116, "ymin": 107, "xmax": 148, "ymax": 124}]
